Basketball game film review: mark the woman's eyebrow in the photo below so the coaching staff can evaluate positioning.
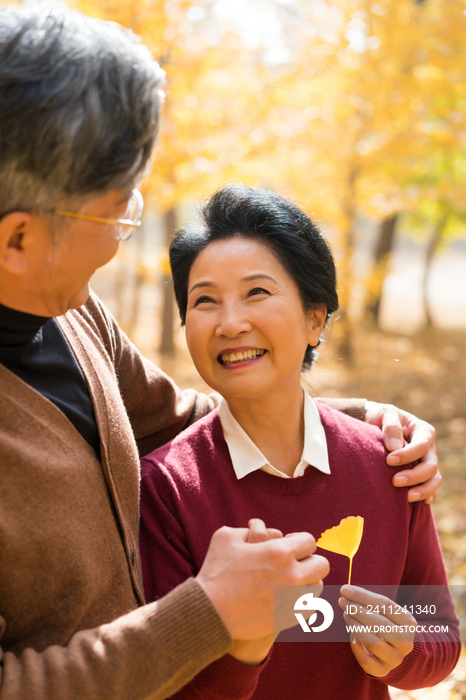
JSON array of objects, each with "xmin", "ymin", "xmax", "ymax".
[
  {"xmin": 242, "ymin": 274, "xmax": 277, "ymax": 284},
  {"xmin": 188, "ymin": 281, "xmax": 215, "ymax": 295},
  {"xmin": 188, "ymin": 274, "xmax": 278, "ymax": 295}
]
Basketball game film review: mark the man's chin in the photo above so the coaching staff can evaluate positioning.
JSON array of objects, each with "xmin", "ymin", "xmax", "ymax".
[{"xmin": 67, "ymin": 285, "xmax": 91, "ymax": 312}]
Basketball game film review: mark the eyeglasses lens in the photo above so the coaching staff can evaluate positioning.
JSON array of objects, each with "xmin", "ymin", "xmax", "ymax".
[{"xmin": 118, "ymin": 189, "xmax": 144, "ymax": 241}]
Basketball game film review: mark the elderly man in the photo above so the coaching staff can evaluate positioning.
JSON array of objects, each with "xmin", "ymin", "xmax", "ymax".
[{"xmin": 0, "ymin": 6, "xmax": 439, "ymax": 700}]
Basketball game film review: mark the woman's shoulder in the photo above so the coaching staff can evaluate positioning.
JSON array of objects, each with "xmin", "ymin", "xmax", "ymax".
[{"xmin": 314, "ymin": 399, "xmax": 388, "ymax": 460}]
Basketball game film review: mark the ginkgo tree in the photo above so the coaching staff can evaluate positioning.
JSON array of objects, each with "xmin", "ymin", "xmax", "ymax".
[
  {"xmin": 68, "ymin": 0, "xmax": 466, "ymax": 350},
  {"xmin": 256, "ymin": 0, "xmax": 466, "ymax": 347}
]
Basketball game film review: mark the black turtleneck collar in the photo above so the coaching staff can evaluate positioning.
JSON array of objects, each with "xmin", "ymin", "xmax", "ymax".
[
  {"xmin": 0, "ymin": 301, "xmax": 100, "ymax": 456},
  {"xmin": 0, "ymin": 302, "xmax": 51, "ymax": 347}
]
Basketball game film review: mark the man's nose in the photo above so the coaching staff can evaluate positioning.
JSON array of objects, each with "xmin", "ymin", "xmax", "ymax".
[{"xmin": 215, "ymin": 302, "xmax": 252, "ymax": 337}]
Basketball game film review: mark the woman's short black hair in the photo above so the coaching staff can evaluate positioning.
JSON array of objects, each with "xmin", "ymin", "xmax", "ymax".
[{"xmin": 169, "ymin": 184, "xmax": 339, "ymax": 371}]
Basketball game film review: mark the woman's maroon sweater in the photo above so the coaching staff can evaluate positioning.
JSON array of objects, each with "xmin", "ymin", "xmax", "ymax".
[{"xmin": 140, "ymin": 402, "xmax": 460, "ymax": 700}]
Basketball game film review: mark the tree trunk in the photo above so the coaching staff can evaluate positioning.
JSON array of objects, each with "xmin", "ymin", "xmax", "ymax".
[
  {"xmin": 337, "ymin": 223, "xmax": 355, "ymax": 364},
  {"xmin": 422, "ymin": 214, "xmax": 447, "ymax": 327},
  {"xmin": 336, "ymin": 168, "xmax": 359, "ymax": 363},
  {"xmin": 365, "ymin": 214, "xmax": 399, "ymax": 326},
  {"xmin": 160, "ymin": 208, "xmax": 176, "ymax": 355},
  {"xmin": 126, "ymin": 227, "xmax": 146, "ymax": 340}
]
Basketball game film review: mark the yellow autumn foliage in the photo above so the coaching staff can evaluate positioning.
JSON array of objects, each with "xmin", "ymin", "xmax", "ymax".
[{"xmin": 40, "ymin": 0, "xmax": 466, "ymax": 345}]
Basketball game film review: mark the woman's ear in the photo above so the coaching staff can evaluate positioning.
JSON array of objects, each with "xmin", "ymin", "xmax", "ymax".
[
  {"xmin": 307, "ymin": 306, "xmax": 327, "ymax": 347},
  {"xmin": 0, "ymin": 212, "xmax": 36, "ymax": 276}
]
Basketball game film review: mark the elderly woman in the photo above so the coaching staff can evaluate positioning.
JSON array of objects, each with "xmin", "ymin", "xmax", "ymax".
[{"xmin": 140, "ymin": 185, "xmax": 460, "ymax": 700}]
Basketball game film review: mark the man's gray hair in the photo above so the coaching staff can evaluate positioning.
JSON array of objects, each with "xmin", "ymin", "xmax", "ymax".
[{"xmin": 0, "ymin": 6, "xmax": 166, "ymax": 214}]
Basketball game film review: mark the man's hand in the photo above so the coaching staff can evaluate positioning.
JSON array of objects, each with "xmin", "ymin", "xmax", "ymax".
[
  {"xmin": 364, "ymin": 402, "xmax": 441, "ymax": 504},
  {"xmin": 339, "ymin": 585, "xmax": 416, "ymax": 677},
  {"xmin": 227, "ymin": 520, "xmax": 281, "ymax": 665},
  {"xmin": 196, "ymin": 521, "xmax": 329, "ymax": 641}
]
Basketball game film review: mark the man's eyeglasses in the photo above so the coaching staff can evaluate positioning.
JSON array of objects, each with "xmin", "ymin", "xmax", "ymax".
[{"xmin": 51, "ymin": 188, "xmax": 144, "ymax": 241}]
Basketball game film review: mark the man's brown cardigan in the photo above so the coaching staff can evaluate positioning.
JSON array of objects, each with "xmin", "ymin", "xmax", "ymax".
[
  {"xmin": 0, "ymin": 293, "xmax": 233, "ymax": 699},
  {"xmin": 0, "ymin": 292, "xmax": 365, "ymax": 699}
]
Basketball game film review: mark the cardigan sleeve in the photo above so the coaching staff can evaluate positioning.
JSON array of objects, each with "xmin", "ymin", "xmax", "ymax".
[
  {"xmin": 0, "ymin": 579, "xmax": 232, "ymax": 700},
  {"xmin": 140, "ymin": 457, "xmax": 267, "ymax": 700},
  {"xmin": 315, "ymin": 396, "xmax": 367, "ymax": 422},
  {"xmin": 371, "ymin": 502, "xmax": 461, "ymax": 691}
]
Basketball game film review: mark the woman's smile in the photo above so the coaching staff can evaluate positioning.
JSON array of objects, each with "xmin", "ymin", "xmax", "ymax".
[{"xmin": 218, "ymin": 348, "xmax": 267, "ymax": 367}]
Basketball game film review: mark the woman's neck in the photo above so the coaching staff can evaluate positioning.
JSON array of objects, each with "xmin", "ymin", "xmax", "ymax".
[{"xmin": 226, "ymin": 385, "xmax": 305, "ymax": 477}]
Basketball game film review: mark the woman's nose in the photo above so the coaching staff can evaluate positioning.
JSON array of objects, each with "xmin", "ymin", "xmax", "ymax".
[{"xmin": 215, "ymin": 302, "xmax": 252, "ymax": 337}]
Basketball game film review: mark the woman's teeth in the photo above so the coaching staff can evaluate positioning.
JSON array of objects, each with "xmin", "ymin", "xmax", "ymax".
[{"xmin": 220, "ymin": 349, "xmax": 266, "ymax": 365}]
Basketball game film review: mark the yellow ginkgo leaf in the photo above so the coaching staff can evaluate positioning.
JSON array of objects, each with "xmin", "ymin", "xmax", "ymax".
[{"xmin": 316, "ymin": 516, "xmax": 364, "ymax": 585}]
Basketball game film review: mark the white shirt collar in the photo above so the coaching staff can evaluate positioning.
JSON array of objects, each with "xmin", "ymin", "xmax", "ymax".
[{"xmin": 218, "ymin": 391, "xmax": 330, "ymax": 480}]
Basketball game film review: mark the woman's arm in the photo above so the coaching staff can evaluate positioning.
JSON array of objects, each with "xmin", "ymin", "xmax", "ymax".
[{"xmin": 338, "ymin": 502, "xmax": 461, "ymax": 691}]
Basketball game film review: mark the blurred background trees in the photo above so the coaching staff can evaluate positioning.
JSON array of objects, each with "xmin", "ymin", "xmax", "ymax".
[{"xmin": 66, "ymin": 0, "xmax": 466, "ymax": 359}]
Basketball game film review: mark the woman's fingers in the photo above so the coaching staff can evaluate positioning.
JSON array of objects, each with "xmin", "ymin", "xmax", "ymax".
[
  {"xmin": 348, "ymin": 634, "xmax": 406, "ymax": 677},
  {"xmin": 339, "ymin": 586, "xmax": 415, "ymax": 676}
]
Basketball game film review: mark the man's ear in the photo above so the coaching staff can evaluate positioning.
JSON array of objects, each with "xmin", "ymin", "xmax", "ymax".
[
  {"xmin": 0, "ymin": 212, "xmax": 36, "ymax": 276},
  {"xmin": 307, "ymin": 306, "xmax": 327, "ymax": 347}
]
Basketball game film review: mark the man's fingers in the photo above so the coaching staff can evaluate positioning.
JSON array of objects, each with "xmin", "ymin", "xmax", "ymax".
[
  {"xmin": 390, "ymin": 444, "xmax": 441, "ymax": 503},
  {"xmin": 298, "ymin": 553, "xmax": 330, "ymax": 584},
  {"xmin": 406, "ymin": 471, "xmax": 442, "ymax": 504},
  {"xmin": 266, "ymin": 528, "xmax": 284, "ymax": 540},
  {"xmin": 247, "ymin": 519, "xmax": 269, "ymax": 543},
  {"xmin": 246, "ymin": 519, "xmax": 284, "ymax": 543},
  {"xmin": 380, "ymin": 408, "xmax": 404, "ymax": 452},
  {"xmin": 364, "ymin": 402, "xmax": 404, "ymax": 451},
  {"xmin": 387, "ymin": 438, "xmax": 437, "ymax": 467},
  {"xmin": 391, "ymin": 447, "xmax": 438, "ymax": 484},
  {"xmin": 280, "ymin": 531, "xmax": 317, "ymax": 561},
  {"xmin": 197, "ymin": 526, "xmax": 328, "ymax": 639}
]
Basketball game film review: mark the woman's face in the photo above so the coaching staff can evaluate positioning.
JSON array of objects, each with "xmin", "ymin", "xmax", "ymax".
[{"xmin": 185, "ymin": 237, "xmax": 326, "ymax": 403}]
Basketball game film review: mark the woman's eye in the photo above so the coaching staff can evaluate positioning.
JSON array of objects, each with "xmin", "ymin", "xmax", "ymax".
[
  {"xmin": 248, "ymin": 287, "xmax": 269, "ymax": 297},
  {"xmin": 194, "ymin": 295, "xmax": 215, "ymax": 307}
]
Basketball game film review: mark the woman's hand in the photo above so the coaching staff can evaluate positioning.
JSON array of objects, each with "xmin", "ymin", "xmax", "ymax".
[
  {"xmin": 364, "ymin": 402, "xmax": 441, "ymax": 504},
  {"xmin": 338, "ymin": 585, "xmax": 416, "ymax": 678}
]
